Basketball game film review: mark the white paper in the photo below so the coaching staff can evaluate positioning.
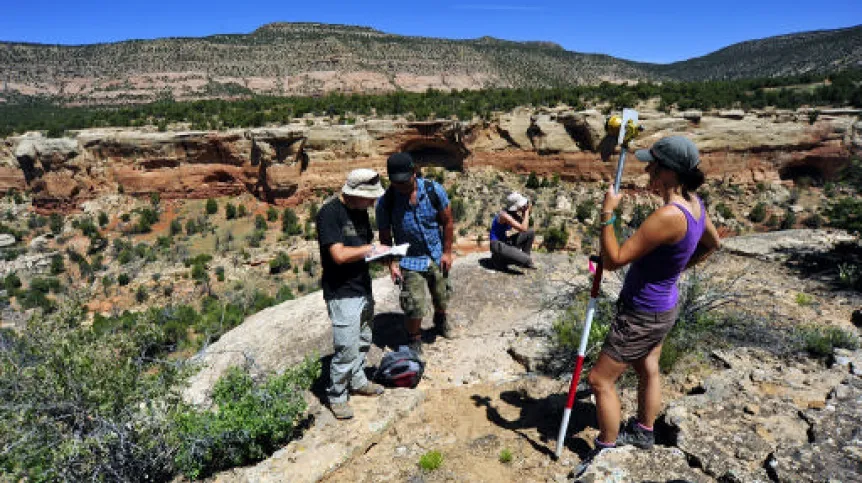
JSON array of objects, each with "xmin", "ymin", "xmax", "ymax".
[{"xmin": 365, "ymin": 243, "xmax": 410, "ymax": 262}]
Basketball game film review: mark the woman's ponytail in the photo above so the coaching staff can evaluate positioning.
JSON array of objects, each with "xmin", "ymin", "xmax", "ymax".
[{"xmin": 679, "ymin": 168, "xmax": 705, "ymax": 199}]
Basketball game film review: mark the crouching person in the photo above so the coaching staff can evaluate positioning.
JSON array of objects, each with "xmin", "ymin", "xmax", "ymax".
[
  {"xmin": 489, "ymin": 191, "xmax": 535, "ymax": 269},
  {"xmin": 316, "ymin": 168, "xmax": 390, "ymax": 420}
]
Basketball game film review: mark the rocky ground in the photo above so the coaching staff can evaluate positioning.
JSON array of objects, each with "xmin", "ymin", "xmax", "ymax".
[{"xmin": 191, "ymin": 229, "xmax": 862, "ymax": 483}]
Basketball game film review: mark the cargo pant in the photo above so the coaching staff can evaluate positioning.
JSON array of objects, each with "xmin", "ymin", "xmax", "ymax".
[
  {"xmin": 490, "ymin": 229, "xmax": 535, "ymax": 267},
  {"xmin": 326, "ymin": 295, "xmax": 375, "ymax": 404},
  {"xmin": 400, "ymin": 262, "xmax": 452, "ymax": 319}
]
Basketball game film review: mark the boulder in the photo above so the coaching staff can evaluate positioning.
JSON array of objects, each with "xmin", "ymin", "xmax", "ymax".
[
  {"xmin": 557, "ymin": 109, "xmax": 606, "ymax": 151},
  {"xmin": 718, "ymin": 109, "xmax": 746, "ymax": 120},
  {"xmin": 531, "ymin": 114, "xmax": 579, "ymax": 154},
  {"xmin": 497, "ymin": 107, "xmax": 534, "ymax": 149},
  {"xmin": 0, "ymin": 234, "xmax": 15, "ymax": 248},
  {"xmin": 579, "ymin": 446, "xmax": 712, "ymax": 482},
  {"xmin": 681, "ymin": 110, "xmax": 702, "ymax": 123}
]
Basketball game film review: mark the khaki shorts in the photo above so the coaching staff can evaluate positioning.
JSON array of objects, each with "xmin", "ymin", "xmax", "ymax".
[
  {"xmin": 601, "ymin": 300, "xmax": 680, "ymax": 363},
  {"xmin": 400, "ymin": 262, "xmax": 452, "ymax": 319}
]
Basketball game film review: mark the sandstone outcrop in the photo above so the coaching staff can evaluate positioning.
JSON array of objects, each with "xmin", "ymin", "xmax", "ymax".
[{"xmin": 0, "ymin": 107, "xmax": 859, "ymax": 211}]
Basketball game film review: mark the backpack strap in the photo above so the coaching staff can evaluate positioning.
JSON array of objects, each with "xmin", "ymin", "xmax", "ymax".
[
  {"xmin": 385, "ymin": 178, "xmax": 443, "ymax": 222},
  {"xmin": 423, "ymin": 178, "xmax": 442, "ymax": 213}
]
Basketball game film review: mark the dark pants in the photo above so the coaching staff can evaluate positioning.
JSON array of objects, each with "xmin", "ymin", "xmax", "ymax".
[{"xmin": 490, "ymin": 229, "xmax": 534, "ymax": 267}]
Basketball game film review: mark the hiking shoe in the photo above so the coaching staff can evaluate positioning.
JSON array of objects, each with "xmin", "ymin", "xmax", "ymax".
[
  {"xmin": 616, "ymin": 417, "xmax": 655, "ymax": 449},
  {"xmin": 433, "ymin": 312, "xmax": 453, "ymax": 338},
  {"xmin": 329, "ymin": 402, "xmax": 354, "ymax": 420},
  {"xmin": 573, "ymin": 442, "xmax": 613, "ymax": 477},
  {"xmin": 352, "ymin": 382, "xmax": 384, "ymax": 396}
]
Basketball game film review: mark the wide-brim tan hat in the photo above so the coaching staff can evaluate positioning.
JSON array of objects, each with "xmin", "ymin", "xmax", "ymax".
[
  {"xmin": 506, "ymin": 192, "xmax": 529, "ymax": 211},
  {"xmin": 342, "ymin": 168, "xmax": 385, "ymax": 199}
]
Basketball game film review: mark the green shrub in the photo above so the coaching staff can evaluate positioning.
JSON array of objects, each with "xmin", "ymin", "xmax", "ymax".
[
  {"xmin": 780, "ymin": 209, "xmax": 796, "ymax": 229},
  {"xmin": 748, "ymin": 202, "xmax": 767, "ymax": 223},
  {"xmin": 418, "ymin": 450, "xmax": 443, "ymax": 471},
  {"xmin": 50, "ymin": 253, "xmax": 65, "ymax": 275},
  {"xmin": 795, "ymin": 292, "xmax": 815, "ymax": 306},
  {"xmin": 543, "ymin": 223, "xmax": 568, "ymax": 251},
  {"xmin": 215, "ymin": 266, "xmax": 225, "ymax": 282},
  {"xmin": 716, "ymin": 203, "xmax": 734, "ymax": 220},
  {"xmin": 525, "ymin": 171, "xmax": 541, "ymax": 189},
  {"xmin": 803, "ymin": 213, "xmax": 824, "ymax": 228},
  {"xmin": 237, "ymin": 204, "xmax": 248, "ymax": 217},
  {"xmin": 838, "ymin": 263, "xmax": 861, "ymax": 289},
  {"xmin": 49, "ymin": 213, "xmax": 64, "ymax": 234},
  {"xmin": 552, "ymin": 292, "xmax": 614, "ymax": 364},
  {"xmin": 247, "ymin": 229, "xmax": 266, "ymax": 248},
  {"xmin": 276, "ymin": 284, "xmax": 295, "ymax": 302},
  {"xmin": 499, "ymin": 448, "xmax": 513, "ymax": 464},
  {"xmin": 135, "ymin": 285, "xmax": 149, "ymax": 303},
  {"xmin": 266, "ymin": 206, "xmax": 279, "ymax": 222},
  {"xmin": 282, "ymin": 208, "xmax": 302, "ymax": 236},
  {"xmin": 173, "ymin": 358, "xmax": 321, "ymax": 479},
  {"xmin": 575, "ymin": 200, "xmax": 595, "ymax": 223},
  {"xmin": 169, "ymin": 219, "xmax": 182, "ymax": 236},
  {"xmin": 118, "ymin": 248, "xmax": 134, "ymax": 264},
  {"xmin": 825, "ymin": 197, "xmax": 862, "ymax": 234},
  {"xmin": 206, "ymin": 198, "xmax": 218, "ymax": 215},
  {"xmin": 225, "ymin": 203, "xmax": 237, "ymax": 220},
  {"xmin": 255, "ymin": 214, "xmax": 268, "ymax": 231},
  {"xmin": 450, "ymin": 197, "xmax": 466, "ymax": 222},
  {"xmin": 0, "ymin": 305, "xmax": 181, "ymax": 482},
  {"xmin": 629, "ymin": 203, "xmax": 653, "ymax": 228},
  {"xmin": 797, "ymin": 325, "xmax": 858, "ymax": 357},
  {"xmin": 117, "ymin": 273, "xmax": 130, "ymax": 286},
  {"xmin": 3, "ymin": 272, "xmax": 22, "ymax": 295},
  {"xmin": 269, "ymin": 251, "xmax": 292, "ymax": 274}
]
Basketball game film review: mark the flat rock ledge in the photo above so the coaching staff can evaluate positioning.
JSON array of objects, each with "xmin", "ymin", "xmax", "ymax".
[{"xmin": 212, "ymin": 389, "xmax": 424, "ymax": 483}]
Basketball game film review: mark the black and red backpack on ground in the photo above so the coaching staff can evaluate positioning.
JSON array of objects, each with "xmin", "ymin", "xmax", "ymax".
[{"xmin": 374, "ymin": 346, "xmax": 425, "ymax": 388}]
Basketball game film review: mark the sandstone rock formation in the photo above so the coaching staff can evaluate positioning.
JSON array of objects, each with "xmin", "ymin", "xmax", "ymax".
[{"xmin": 0, "ymin": 107, "xmax": 859, "ymax": 211}]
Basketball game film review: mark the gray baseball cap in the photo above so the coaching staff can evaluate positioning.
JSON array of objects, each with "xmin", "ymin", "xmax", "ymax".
[{"xmin": 635, "ymin": 136, "xmax": 700, "ymax": 173}]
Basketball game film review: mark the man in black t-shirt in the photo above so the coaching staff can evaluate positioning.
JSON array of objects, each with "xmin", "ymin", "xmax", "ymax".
[{"xmin": 316, "ymin": 168, "xmax": 390, "ymax": 420}]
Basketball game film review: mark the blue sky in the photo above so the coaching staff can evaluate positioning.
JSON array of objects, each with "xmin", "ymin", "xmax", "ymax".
[{"xmin": 1, "ymin": 0, "xmax": 860, "ymax": 63}]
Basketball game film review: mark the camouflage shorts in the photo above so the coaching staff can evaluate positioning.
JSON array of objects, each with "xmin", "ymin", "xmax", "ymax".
[{"xmin": 400, "ymin": 262, "xmax": 452, "ymax": 319}]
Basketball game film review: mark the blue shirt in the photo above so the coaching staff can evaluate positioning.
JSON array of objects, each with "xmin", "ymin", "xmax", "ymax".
[
  {"xmin": 376, "ymin": 178, "xmax": 449, "ymax": 272},
  {"xmin": 489, "ymin": 214, "xmax": 509, "ymax": 242}
]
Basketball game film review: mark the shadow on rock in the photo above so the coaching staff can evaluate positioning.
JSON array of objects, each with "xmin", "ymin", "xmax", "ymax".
[
  {"xmin": 780, "ymin": 240, "xmax": 862, "ymax": 291},
  {"xmin": 372, "ymin": 312, "xmax": 409, "ymax": 350},
  {"xmin": 471, "ymin": 388, "xmax": 596, "ymax": 460},
  {"xmin": 477, "ymin": 256, "xmax": 525, "ymax": 275}
]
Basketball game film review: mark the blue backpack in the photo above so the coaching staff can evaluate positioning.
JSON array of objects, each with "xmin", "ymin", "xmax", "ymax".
[{"xmin": 374, "ymin": 346, "xmax": 425, "ymax": 388}]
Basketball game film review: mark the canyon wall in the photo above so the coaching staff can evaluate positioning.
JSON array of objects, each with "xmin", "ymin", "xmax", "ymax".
[{"xmin": 0, "ymin": 107, "xmax": 859, "ymax": 211}]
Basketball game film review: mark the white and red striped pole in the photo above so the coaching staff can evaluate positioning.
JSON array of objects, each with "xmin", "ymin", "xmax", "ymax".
[{"xmin": 554, "ymin": 109, "xmax": 638, "ymax": 459}]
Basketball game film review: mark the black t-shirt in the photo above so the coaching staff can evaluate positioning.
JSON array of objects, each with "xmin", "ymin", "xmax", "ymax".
[{"xmin": 316, "ymin": 197, "xmax": 373, "ymax": 301}]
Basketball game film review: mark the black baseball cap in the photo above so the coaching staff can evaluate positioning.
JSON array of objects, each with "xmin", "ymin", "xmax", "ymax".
[
  {"xmin": 387, "ymin": 152, "xmax": 415, "ymax": 183},
  {"xmin": 635, "ymin": 136, "xmax": 700, "ymax": 173}
]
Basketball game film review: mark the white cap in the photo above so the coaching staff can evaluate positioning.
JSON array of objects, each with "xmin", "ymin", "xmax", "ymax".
[
  {"xmin": 342, "ymin": 169, "xmax": 385, "ymax": 199},
  {"xmin": 505, "ymin": 192, "xmax": 529, "ymax": 211}
]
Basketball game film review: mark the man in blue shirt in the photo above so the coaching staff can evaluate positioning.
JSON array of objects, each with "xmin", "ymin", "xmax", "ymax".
[{"xmin": 377, "ymin": 152, "xmax": 455, "ymax": 356}]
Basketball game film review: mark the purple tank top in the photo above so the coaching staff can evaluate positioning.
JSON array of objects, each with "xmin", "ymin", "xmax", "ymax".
[
  {"xmin": 620, "ymin": 197, "xmax": 706, "ymax": 312},
  {"xmin": 489, "ymin": 214, "xmax": 508, "ymax": 241}
]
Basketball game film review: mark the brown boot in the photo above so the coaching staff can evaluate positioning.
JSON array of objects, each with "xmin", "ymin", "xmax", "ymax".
[
  {"xmin": 329, "ymin": 401, "xmax": 354, "ymax": 420},
  {"xmin": 433, "ymin": 312, "xmax": 453, "ymax": 338},
  {"xmin": 352, "ymin": 382, "xmax": 384, "ymax": 396}
]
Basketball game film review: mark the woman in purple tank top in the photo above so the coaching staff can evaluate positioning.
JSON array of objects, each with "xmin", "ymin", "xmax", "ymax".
[{"xmin": 587, "ymin": 136, "xmax": 721, "ymax": 454}]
